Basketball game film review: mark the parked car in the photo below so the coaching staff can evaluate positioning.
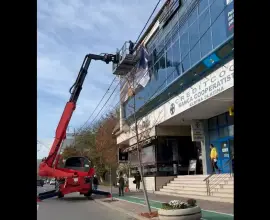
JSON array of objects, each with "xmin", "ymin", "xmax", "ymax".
[
  {"xmin": 50, "ymin": 179, "xmax": 56, "ymax": 185},
  {"xmin": 37, "ymin": 179, "xmax": 44, "ymax": 187}
]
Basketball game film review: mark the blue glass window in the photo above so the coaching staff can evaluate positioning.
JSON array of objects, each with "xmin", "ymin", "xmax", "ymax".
[
  {"xmin": 199, "ymin": 0, "xmax": 209, "ymax": 15},
  {"xmin": 188, "ymin": 7, "xmax": 198, "ymax": 26},
  {"xmin": 189, "ymin": 20, "xmax": 200, "ymax": 49},
  {"xmin": 171, "ymin": 22, "xmax": 179, "ymax": 44},
  {"xmin": 155, "ymin": 56, "xmax": 167, "ymax": 91},
  {"xmin": 200, "ymin": 30, "xmax": 212, "ymax": 58},
  {"xmin": 172, "ymin": 39, "xmax": 181, "ymax": 64},
  {"xmin": 164, "ymin": 32, "xmax": 171, "ymax": 50},
  {"xmin": 199, "ymin": 9, "xmax": 211, "ymax": 36},
  {"xmin": 209, "ymin": 117, "xmax": 217, "ymax": 129},
  {"xmin": 189, "ymin": 20, "xmax": 200, "ymax": 67},
  {"xmin": 190, "ymin": 43, "xmax": 201, "ymax": 67},
  {"xmin": 172, "ymin": 39, "xmax": 181, "ymax": 77},
  {"xmin": 210, "ymin": 0, "xmax": 225, "ymax": 22},
  {"xmin": 179, "ymin": 22, "xmax": 188, "ymax": 36},
  {"xmin": 199, "ymin": 9, "xmax": 212, "ymax": 58},
  {"xmin": 209, "ymin": 130, "xmax": 218, "ymax": 142},
  {"xmin": 166, "ymin": 48, "xmax": 174, "ymax": 85},
  {"xmin": 180, "ymin": 32, "xmax": 189, "ymax": 57},
  {"xmin": 181, "ymin": 55, "xmax": 190, "ymax": 73},
  {"xmin": 211, "ymin": 10, "xmax": 227, "ymax": 49}
]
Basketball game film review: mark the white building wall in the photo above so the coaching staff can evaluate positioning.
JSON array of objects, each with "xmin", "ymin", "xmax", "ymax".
[
  {"xmin": 128, "ymin": 177, "xmax": 155, "ymax": 192},
  {"xmin": 156, "ymin": 125, "xmax": 191, "ymax": 136}
]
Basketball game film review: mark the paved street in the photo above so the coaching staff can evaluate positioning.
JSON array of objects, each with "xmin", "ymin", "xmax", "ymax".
[{"xmin": 37, "ymin": 185, "xmax": 136, "ymax": 220}]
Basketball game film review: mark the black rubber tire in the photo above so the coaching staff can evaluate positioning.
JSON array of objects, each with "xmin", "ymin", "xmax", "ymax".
[
  {"xmin": 58, "ymin": 192, "xmax": 64, "ymax": 198},
  {"xmin": 84, "ymin": 190, "xmax": 92, "ymax": 197}
]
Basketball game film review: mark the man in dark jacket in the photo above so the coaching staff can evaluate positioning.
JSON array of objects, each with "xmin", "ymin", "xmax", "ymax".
[
  {"xmin": 118, "ymin": 173, "xmax": 125, "ymax": 196},
  {"xmin": 134, "ymin": 171, "xmax": 141, "ymax": 192},
  {"xmin": 93, "ymin": 175, "xmax": 99, "ymax": 190}
]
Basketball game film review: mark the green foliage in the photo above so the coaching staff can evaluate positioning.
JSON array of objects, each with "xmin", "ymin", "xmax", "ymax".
[{"xmin": 161, "ymin": 199, "xmax": 197, "ymax": 210}]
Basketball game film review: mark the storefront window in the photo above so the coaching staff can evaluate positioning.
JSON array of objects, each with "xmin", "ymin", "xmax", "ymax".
[
  {"xmin": 227, "ymin": 113, "xmax": 234, "ymax": 125},
  {"xmin": 219, "ymin": 127, "xmax": 229, "ymax": 138},
  {"xmin": 228, "ymin": 125, "xmax": 234, "ymax": 136},
  {"xmin": 218, "ymin": 113, "xmax": 227, "ymax": 126},
  {"xmin": 209, "ymin": 130, "xmax": 218, "ymax": 142},
  {"xmin": 208, "ymin": 117, "xmax": 217, "ymax": 129}
]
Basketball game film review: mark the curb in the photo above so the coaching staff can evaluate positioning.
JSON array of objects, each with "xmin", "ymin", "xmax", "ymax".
[{"xmin": 94, "ymin": 199, "xmax": 153, "ymax": 220}]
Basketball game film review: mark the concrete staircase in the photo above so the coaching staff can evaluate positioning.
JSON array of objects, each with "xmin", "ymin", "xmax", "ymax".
[{"xmin": 155, "ymin": 174, "xmax": 234, "ymax": 203}]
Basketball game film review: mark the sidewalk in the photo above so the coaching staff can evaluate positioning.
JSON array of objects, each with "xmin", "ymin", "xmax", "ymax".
[{"xmin": 96, "ymin": 185, "xmax": 234, "ymax": 219}]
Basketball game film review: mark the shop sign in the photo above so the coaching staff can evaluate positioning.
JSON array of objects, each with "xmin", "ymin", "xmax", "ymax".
[
  {"xmin": 191, "ymin": 120, "xmax": 204, "ymax": 142},
  {"xmin": 166, "ymin": 60, "xmax": 234, "ymax": 120},
  {"xmin": 188, "ymin": 160, "xmax": 197, "ymax": 173},
  {"xmin": 225, "ymin": 0, "xmax": 234, "ymax": 36}
]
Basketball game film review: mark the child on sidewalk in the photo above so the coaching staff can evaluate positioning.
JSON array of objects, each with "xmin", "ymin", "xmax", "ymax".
[{"xmin": 118, "ymin": 173, "xmax": 125, "ymax": 196}]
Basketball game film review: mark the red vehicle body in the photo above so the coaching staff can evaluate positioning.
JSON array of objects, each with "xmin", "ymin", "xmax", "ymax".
[{"xmin": 38, "ymin": 53, "xmax": 118, "ymax": 200}]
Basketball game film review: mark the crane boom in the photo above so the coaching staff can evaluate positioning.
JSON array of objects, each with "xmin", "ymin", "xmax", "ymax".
[{"xmin": 38, "ymin": 53, "xmax": 118, "ymax": 178}]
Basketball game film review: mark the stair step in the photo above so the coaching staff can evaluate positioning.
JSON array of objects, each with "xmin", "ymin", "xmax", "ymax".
[
  {"xmin": 209, "ymin": 192, "xmax": 234, "ymax": 198},
  {"xmin": 176, "ymin": 175, "xmax": 208, "ymax": 179},
  {"xmin": 164, "ymin": 186, "xmax": 233, "ymax": 194},
  {"xmin": 160, "ymin": 188, "xmax": 207, "ymax": 196},
  {"xmin": 155, "ymin": 191, "xmax": 234, "ymax": 203},
  {"xmin": 164, "ymin": 185, "xmax": 207, "ymax": 192},
  {"xmin": 168, "ymin": 183, "xmax": 207, "ymax": 188},
  {"xmin": 172, "ymin": 180, "xmax": 205, "ymax": 184},
  {"xmin": 172, "ymin": 179, "xmax": 234, "ymax": 185}
]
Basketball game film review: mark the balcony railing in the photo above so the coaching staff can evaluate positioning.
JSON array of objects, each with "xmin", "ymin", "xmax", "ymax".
[{"xmin": 112, "ymin": 41, "xmax": 140, "ymax": 76}]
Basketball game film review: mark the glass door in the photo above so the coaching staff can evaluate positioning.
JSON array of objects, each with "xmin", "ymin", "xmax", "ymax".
[{"xmin": 212, "ymin": 137, "xmax": 233, "ymax": 174}]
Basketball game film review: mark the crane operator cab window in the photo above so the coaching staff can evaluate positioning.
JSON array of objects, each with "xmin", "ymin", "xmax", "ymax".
[{"xmin": 64, "ymin": 156, "xmax": 91, "ymax": 172}]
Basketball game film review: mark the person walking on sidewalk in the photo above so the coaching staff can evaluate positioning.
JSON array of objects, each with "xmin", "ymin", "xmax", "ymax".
[
  {"xmin": 210, "ymin": 144, "xmax": 221, "ymax": 174},
  {"xmin": 118, "ymin": 173, "xmax": 125, "ymax": 196},
  {"xmin": 134, "ymin": 171, "xmax": 141, "ymax": 192},
  {"xmin": 93, "ymin": 175, "xmax": 99, "ymax": 190}
]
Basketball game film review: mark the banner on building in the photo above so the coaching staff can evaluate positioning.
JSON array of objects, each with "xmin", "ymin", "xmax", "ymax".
[
  {"xmin": 225, "ymin": 0, "xmax": 234, "ymax": 37},
  {"xmin": 191, "ymin": 120, "xmax": 204, "ymax": 142}
]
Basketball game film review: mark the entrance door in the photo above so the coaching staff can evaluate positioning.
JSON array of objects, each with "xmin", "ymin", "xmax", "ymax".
[{"xmin": 212, "ymin": 137, "xmax": 233, "ymax": 174}]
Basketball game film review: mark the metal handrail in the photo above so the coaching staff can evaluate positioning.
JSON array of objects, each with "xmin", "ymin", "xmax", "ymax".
[{"xmin": 204, "ymin": 158, "xmax": 234, "ymax": 196}]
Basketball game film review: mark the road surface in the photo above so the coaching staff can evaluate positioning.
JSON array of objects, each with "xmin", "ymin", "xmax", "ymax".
[{"xmin": 37, "ymin": 185, "xmax": 136, "ymax": 220}]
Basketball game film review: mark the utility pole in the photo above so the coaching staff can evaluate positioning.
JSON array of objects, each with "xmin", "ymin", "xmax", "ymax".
[{"xmin": 110, "ymin": 165, "xmax": 113, "ymax": 201}]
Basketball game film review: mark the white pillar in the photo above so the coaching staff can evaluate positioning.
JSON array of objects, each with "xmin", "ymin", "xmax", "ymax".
[{"xmin": 202, "ymin": 120, "xmax": 211, "ymax": 174}]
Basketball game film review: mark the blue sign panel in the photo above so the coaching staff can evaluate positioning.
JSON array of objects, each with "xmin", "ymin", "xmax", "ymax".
[{"xmin": 203, "ymin": 53, "xmax": 220, "ymax": 68}]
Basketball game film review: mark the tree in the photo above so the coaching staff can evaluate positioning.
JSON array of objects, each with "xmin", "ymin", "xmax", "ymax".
[{"xmin": 95, "ymin": 112, "xmax": 119, "ymax": 168}]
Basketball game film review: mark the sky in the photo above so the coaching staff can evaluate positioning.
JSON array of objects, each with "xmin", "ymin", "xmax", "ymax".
[{"xmin": 37, "ymin": 0, "xmax": 165, "ymax": 159}]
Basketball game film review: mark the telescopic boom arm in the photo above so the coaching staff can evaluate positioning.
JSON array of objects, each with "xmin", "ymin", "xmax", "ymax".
[{"xmin": 38, "ymin": 53, "xmax": 118, "ymax": 178}]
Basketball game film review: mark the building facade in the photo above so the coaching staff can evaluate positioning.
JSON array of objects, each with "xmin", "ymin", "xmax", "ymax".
[{"xmin": 113, "ymin": 0, "xmax": 234, "ymax": 190}]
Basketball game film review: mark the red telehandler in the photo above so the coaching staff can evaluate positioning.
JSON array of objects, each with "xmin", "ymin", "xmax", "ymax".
[{"xmin": 37, "ymin": 53, "xmax": 119, "ymax": 201}]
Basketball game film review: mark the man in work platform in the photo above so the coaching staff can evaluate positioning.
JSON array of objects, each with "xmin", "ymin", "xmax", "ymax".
[{"xmin": 210, "ymin": 144, "xmax": 221, "ymax": 174}]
